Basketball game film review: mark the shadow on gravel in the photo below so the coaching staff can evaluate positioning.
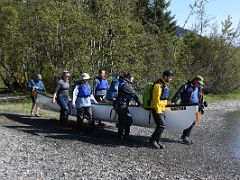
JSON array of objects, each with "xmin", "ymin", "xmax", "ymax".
[{"xmin": 0, "ymin": 112, "xmax": 176, "ymax": 148}]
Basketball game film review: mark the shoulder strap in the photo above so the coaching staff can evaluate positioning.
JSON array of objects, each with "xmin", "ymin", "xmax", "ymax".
[
  {"xmin": 96, "ymin": 77, "xmax": 102, "ymax": 82},
  {"xmin": 182, "ymin": 82, "xmax": 192, "ymax": 93}
]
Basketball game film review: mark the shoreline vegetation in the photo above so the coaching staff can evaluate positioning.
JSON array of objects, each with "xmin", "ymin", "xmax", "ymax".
[
  {"xmin": 0, "ymin": 1, "xmax": 240, "ymax": 95},
  {"xmin": 205, "ymin": 91, "xmax": 240, "ymax": 103}
]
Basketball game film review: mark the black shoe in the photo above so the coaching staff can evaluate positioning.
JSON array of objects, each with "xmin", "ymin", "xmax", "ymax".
[
  {"xmin": 182, "ymin": 136, "xmax": 194, "ymax": 145},
  {"xmin": 149, "ymin": 140, "xmax": 160, "ymax": 149}
]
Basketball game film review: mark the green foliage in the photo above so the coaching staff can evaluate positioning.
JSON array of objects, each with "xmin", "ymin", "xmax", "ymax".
[{"xmin": 0, "ymin": 0, "xmax": 239, "ymax": 95}]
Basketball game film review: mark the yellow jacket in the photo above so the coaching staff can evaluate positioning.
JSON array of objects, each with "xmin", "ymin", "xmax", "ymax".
[{"xmin": 150, "ymin": 79, "xmax": 168, "ymax": 114}]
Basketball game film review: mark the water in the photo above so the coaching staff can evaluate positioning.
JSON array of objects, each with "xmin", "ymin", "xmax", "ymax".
[{"xmin": 224, "ymin": 111, "xmax": 240, "ymax": 160}]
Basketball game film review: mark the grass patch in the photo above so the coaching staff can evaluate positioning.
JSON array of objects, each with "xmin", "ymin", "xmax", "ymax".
[
  {"xmin": 0, "ymin": 100, "xmax": 59, "ymax": 119},
  {"xmin": 205, "ymin": 91, "xmax": 240, "ymax": 103},
  {"xmin": 0, "ymin": 100, "xmax": 32, "ymax": 114}
]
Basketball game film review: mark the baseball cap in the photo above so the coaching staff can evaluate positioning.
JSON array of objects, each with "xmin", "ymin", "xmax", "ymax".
[
  {"xmin": 194, "ymin": 75, "xmax": 204, "ymax": 85},
  {"xmin": 163, "ymin": 70, "xmax": 174, "ymax": 77}
]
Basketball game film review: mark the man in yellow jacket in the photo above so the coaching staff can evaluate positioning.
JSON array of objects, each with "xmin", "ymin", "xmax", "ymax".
[{"xmin": 149, "ymin": 70, "xmax": 173, "ymax": 149}]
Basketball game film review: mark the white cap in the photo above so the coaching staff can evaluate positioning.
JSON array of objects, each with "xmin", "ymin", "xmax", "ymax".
[{"xmin": 80, "ymin": 73, "xmax": 90, "ymax": 80}]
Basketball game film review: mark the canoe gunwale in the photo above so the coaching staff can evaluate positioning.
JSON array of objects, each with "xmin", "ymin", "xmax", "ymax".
[{"xmin": 36, "ymin": 91, "xmax": 199, "ymax": 108}]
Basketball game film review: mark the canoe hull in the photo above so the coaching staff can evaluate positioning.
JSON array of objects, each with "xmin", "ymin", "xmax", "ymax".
[{"xmin": 36, "ymin": 92, "xmax": 198, "ymax": 130}]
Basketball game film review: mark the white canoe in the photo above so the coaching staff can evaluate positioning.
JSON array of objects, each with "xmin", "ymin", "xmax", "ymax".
[{"xmin": 36, "ymin": 92, "xmax": 198, "ymax": 130}]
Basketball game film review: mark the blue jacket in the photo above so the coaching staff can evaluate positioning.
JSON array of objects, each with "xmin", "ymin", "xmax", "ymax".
[{"xmin": 28, "ymin": 79, "xmax": 45, "ymax": 92}]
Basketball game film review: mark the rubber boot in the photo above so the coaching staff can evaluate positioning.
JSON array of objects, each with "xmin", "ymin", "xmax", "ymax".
[
  {"xmin": 182, "ymin": 122, "xmax": 195, "ymax": 144},
  {"xmin": 149, "ymin": 136, "xmax": 161, "ymax": 149},
  {"xmin": 155, "ymin": 128, "xmax": 165, "ymax": 149},
  {"xmin": 124, "ymin": 126, "xmax": 130, "ymax": 137}
]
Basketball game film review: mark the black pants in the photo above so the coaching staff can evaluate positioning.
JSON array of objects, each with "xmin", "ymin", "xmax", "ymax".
[
  {"xmin": 57, "ymin": 96, "xmax": 70, "ymax": 127},
  {"xmin": 182, "ymin": 121, "xmax": 196, "ymax": 138},
  {"xmin": 116, "ymin": 107, "xmax": 133, "ymax": 137},
  {"xmin": 150, "ymin": 110, "xmax": 165, "ymax": 143},
  {"xmin": 77, "ymin": 107, "xmax": 93, "ymax": 127}
]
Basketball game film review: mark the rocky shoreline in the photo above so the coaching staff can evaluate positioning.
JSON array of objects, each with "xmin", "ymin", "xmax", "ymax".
[{"xmin": 0, "ymin": 100, "xmax": 240, "ymax": 179}]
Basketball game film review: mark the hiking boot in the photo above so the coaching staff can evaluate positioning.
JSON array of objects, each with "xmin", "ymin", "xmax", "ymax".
[{"xmin": 182, "ymin": 136, "xmax": 194, "ymax": 145}]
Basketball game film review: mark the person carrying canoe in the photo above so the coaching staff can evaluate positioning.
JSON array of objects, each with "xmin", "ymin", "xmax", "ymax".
[
  {"xmin": 115, "ymin": 72, "xmax": 142, "ymax": 141},
  {"xmin": 52, "ymin": 70, "xmax": 71, "ymax": 128},
  {"xmin": 171, "ymin": 75, "xmax": 205, "ymax": 145},
  {"xmin": 93, "ymin": 69, "xmax": 109, "ymax": 126},
  {"xmin": 28, "ymin": 74, "xmax": 45, "ymax": 117},
  {"xmin": 72, "ymin": 73, "xmax": 97, "ymax": 129},
  {"xmin": 149, "ymin": 70, "xmax": 174, "ymax": 149}
]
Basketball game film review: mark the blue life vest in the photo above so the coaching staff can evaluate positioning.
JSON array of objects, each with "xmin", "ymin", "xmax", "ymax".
[
  {"xmin": 160, "ymin": 85, "xmax": 170, "ymax": 100},
  {"xmin": 96, "ymin": 78, "xmax": 108, "ymax": 91},
  {"xmin": 192, "ymin": 87, "xmax": 200, "ymax": 103},
  {"xmin": 78, "ymin": 83, "xmax": 91, "ymax": 97}
]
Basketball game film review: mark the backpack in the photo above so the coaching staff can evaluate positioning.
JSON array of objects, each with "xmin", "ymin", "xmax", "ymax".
[
  {"xmin": 142, "ymin": 80, "xmax": 169, "ymax": 110},
  {"xmin": 106, "ymin": 76, "xmax": 120, "ymax": 101},
  {"xmin": 142, "ymin": 82, "xmax": 154, "ymax": 110}
]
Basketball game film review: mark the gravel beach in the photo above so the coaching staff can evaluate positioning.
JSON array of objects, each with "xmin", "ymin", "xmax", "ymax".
[{"xmin": 0, "ymin": 100, "xmax": 240, "ymax": 180}]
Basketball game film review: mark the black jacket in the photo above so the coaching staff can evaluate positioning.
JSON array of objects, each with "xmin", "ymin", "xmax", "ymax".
[{"xmin": 116, "ymin": 77, "xmax": 142, "ymax": 109}]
